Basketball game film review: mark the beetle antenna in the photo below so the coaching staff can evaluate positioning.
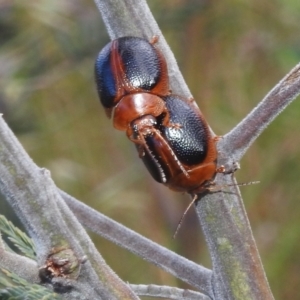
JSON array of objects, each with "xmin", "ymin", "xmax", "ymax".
[
  {"xmin": 173, "ymin": 180, "xmax": 260, "ymax": 238},
  {"xmin": 207, "ymin": 181, "xmax": 260, "ymax": 192},
  {"xmin": 173, "ymin": 194, "xmax": 198, "ymax": 239}
]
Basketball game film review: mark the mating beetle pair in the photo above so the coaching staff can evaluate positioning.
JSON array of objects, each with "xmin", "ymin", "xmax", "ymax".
[{"xmin": 95, "ymin": 36, "xmax": 221, "ymax": 194}]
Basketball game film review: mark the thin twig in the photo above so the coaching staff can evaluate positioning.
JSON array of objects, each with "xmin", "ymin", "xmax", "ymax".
[
  {"xmin": 60, "ymin": 190, "xmax": 213, "ymax": 297},
  {"xmin": 0, "ymin": 116, "xmax": 138, "ymax": 300},
  {"xmin": 219, "ymin": 63, "xmax": 300, "ymax": 165},
  {"xmin": 130, "ymin": 284, "xmax": 211, "ymax": 300}
]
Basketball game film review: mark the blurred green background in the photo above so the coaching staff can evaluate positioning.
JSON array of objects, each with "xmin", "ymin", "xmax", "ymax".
[{"xmin": 1, "ymin": 0, "xmax": 300, "ymax": 299}]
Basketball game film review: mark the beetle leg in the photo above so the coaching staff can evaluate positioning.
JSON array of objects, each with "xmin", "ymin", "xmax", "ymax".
[
  {"xmin": 144, "ymin": 127, "xmax": 190, "ymax": 179},
  {"xmin": 143, "ymin": 129, "xmax": 190, "ymax": 181},
  {"xmin": 129, "ymin": 124, "xmax": 169, "ymax": 183},
  {"xmin": 126, "ymin": 128, "xmax": 146, "ymax": 157},
  {"xmin": 128, "ymin": 116, "xmax": 190, "ymax": 180},
  {"xmin": 140, "ymin": 133, "xmax": 168, "ymax": 183}
]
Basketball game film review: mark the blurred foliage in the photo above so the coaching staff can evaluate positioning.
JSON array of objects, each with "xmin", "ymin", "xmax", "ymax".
[{"xmin": 0, "ymin": 0, "xmax": 300, "ymax": 299}]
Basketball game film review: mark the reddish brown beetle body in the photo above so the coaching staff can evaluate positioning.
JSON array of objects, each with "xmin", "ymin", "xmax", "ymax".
[
  {"xmin": 139, "ymin": 94, "xmax": 218, "ymax": 193},
  {"xmin": 95, "ymin": 36, "xmax": 219, "ymax": 194}
]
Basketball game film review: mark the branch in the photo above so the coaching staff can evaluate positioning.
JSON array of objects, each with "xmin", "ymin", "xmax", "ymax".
[
  {"xmin": 198, "ymin": 64, "xmax": 300, "ymax": 299},
  {"xmin": 60, "ymin": 190, "xmax": 213, "ymax": 297},
  {"xmin": 219, "ymin": 63, "xmax": 300, "ymax": 164},
  {"xmin": 195, "ymin": 176, "xmax": 274, "ymax": 299},
  {"xmin": 130, "ymin": 284, "xmax": 210, "ymax": 300},
  {"xmin": 91, "ymin": 0, "xmax": 291, "ymax": 299},
  {"xmin": 0, "ymin": 115, "xmax": 138, "ymax": 299}
]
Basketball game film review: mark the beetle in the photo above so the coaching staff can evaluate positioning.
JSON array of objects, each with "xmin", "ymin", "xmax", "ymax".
[
  {"xmin": 139, "ymin": 94, "xmax": 219, "ymax": 193},
  {"xmin": 95, "ymin": 36, "xmax": 220, "ymax": 194},
  {"xmin": 95, "ymin": 36, "xmax": 169, "ymax": 118}
]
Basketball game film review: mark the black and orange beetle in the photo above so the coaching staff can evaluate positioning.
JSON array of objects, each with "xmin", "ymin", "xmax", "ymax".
[{"xmin": 95, "ymin": 36, "xmax": 220, "ymax": 194}]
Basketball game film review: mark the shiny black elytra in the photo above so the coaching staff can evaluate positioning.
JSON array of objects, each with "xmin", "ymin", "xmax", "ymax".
[
  {"xmin": 95, "ymin": 36, "xmax": 219, "ymax": 194},
  {"xmin": 95, "ymin": 36, "xmax": 169, "ymax": 117}
]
